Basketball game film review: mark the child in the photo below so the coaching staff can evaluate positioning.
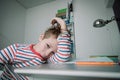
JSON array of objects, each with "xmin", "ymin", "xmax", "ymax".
[{"xmin": 0, "ymin": 17, "xmax": 71, "ymax": 80}]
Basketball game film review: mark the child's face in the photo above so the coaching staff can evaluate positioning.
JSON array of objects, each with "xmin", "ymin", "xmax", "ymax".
[{"xmin": 38, "ymin": 36, "xmax": 58, "ymax": 58}]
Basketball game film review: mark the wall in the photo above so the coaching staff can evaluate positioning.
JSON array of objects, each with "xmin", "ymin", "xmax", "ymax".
[
  {"xmin": 25, "ymin": 0, "xmax": 71, "ymax": 43},
  {"xmin": 74, "ymin": 0, "xmax": 120, "ymax": 59},
  {"xmin": 0, "ymin": 0, "xmax": 26, "ymax": 49}
]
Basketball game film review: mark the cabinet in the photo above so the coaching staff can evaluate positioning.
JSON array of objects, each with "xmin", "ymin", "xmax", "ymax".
[{"xmin": 113, "ymin": 0, "xmax": 120, "ymax": 33}]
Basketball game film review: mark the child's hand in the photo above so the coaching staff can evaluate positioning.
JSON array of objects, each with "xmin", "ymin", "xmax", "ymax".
[{"xmin": 51, "ymin": 17, "xmax": 68, "ymax": 33}]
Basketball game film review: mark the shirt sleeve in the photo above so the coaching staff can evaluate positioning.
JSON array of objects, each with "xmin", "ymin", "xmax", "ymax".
[
  {"xmin": 47, "ymin": 32, "xmax": 72, "ymax": 63},
  {"xmin": 0, "ymin": 44, "xmax": 17, "ymax": 64}
]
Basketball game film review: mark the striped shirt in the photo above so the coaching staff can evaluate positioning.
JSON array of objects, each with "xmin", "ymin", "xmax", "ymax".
[{"xmin": 0, "ymin": 33, "xmax": 71, "ymax": 80}]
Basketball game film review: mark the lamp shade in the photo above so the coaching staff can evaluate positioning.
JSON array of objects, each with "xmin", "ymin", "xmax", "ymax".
[{"xmin": 93, "ymin": 19, "xmax": 106, "ymax": 28}]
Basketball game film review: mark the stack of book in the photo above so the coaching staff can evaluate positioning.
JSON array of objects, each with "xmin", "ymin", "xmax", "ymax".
[{"xmin": 56, "ymin": 8, "xmax": 67, "ymax": 19}]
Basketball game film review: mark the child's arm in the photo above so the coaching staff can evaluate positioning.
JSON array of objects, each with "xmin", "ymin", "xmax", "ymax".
[
  {"xmin": 47, "ymin": 32, "xmax": 71, "ymax": 63},
  {"xmin": 47, "ymin": 17, "xmax": 71, "ymax": 63},
  {"xmin": 0, "ymin": 44, "xmax": 17, "ymax": 64}
]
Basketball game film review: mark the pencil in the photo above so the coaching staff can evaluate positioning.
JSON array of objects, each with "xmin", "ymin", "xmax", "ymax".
[{"xmin": 75, "ymin": 61, "xmax": 116, "ymax": 65}]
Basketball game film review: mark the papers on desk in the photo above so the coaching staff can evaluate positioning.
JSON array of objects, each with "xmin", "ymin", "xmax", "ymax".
[{"xmin": 66, "ymin": 57, "xmax": 116, "ymax": 65}]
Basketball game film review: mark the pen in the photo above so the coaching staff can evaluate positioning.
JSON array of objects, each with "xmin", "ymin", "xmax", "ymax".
[{"xmin": 75, "ymin": 61, "xmax": 116, "ymax": 65}]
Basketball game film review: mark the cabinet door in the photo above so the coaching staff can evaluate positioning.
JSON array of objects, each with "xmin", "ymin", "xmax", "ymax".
[{"xmin": 113, "ymin": 0, "xmax": 120, "ymax": 33}]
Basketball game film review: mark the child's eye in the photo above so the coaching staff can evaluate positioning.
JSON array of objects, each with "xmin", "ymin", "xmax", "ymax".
[{"xmin": 47, "ymin": 44, "xmax": 50, "ymax": 48}]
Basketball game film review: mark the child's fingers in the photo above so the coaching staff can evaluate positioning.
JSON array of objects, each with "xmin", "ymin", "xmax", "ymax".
[
  {"xmin": 51, "ymin": 17, "xmax": 62, "ymax": 25},
  {"xmin": 51, "ymin": 17, "xmax": 67, "ymax": 31},
  {"xmin": 51, "ymin": 19, "xmax": 57, "ymax": 25},
  {"xmin": 51, "ymin": 17, "xmax": 57, "ymax": 24}
]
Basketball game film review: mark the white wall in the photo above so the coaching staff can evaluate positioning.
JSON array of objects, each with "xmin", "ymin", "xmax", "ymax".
[
  {"xmin": 0, "ymin": 0, "xmax": 26, "ymax": 49},
  {"xmin": 74, "ymin": 0, "xmax": 120, "ymax": 58},
  {"xmin": 25, "ymin": 0, "xmax": 71, "ymax": 44}
]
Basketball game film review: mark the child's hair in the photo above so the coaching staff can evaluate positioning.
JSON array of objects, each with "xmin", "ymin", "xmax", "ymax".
[{"xmin": 43, "ymin": 25, "xmax": 61, "ymax": 39}]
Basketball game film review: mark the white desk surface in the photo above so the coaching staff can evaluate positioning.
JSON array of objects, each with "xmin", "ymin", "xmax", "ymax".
[{"xmin": 14, "ymin": 63, "xmax": 120, "ymax": 79}]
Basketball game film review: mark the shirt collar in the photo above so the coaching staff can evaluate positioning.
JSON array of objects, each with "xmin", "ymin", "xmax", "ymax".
[{"xmin": 30, "ymin": 44, "xmax": 46, "ymax": 61}]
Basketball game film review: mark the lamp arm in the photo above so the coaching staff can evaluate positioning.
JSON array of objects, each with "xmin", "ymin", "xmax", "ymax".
[{"xmin": 105, "ymin": 16, "xmax": 115, "ymax": 24}]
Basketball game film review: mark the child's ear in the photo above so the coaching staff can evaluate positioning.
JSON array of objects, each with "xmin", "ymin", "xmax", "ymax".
[{"xmin": 39, "ymin": 34, "xmax": 44, "ymax": 41}]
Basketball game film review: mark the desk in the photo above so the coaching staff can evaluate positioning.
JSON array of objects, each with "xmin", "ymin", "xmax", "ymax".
[{"xmin": 14, "ymin": 64, "xmax": 120, "ymax": 80}]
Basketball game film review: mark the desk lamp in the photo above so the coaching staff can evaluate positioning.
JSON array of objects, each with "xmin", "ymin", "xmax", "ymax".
[{"xmin": 93, "ymin": 16, "xmax": 116, "ymax": 28}]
